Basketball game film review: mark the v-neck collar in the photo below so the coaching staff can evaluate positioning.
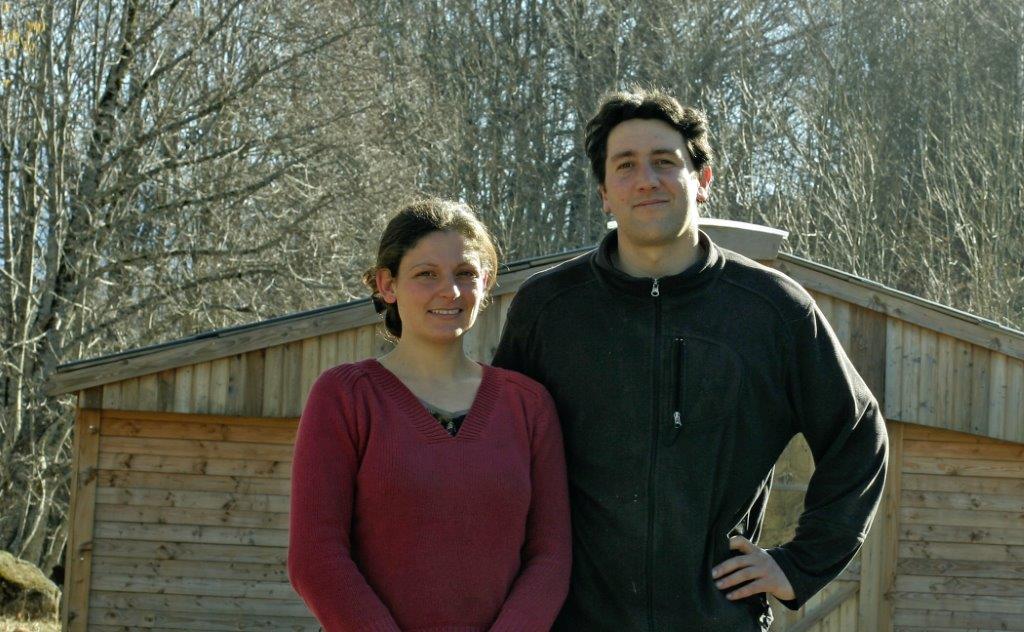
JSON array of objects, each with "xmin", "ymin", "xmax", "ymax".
[{"xmin": 365, "ymin": 358, "xmax": 500, "ymax": 443}]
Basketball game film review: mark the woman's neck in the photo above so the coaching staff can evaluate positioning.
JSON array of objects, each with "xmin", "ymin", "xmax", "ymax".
[{"xmin": 378, "ymin": 337, "xmax": 479, "ymax": 383}]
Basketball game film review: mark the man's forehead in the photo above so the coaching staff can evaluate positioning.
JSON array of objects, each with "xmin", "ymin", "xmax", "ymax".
[
  {"xmin": 608, "ymin": 147, "xmax": 684, "ymax": 160},
  {"xmin": 606, "ymin": 119, "xmax": 686, "ymax": 156}
]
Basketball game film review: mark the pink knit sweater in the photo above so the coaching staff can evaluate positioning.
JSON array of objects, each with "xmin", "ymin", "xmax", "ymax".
[{"xmin": 288, "ymin": 359, "xmax": 571, "ymax": 632}]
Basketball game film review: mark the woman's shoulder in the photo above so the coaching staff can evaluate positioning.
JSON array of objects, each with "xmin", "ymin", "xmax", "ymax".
[
  {"xmin": 312, "ymin": 359, "xmax": 379, "ymax": 392},
  {"xmin": 485, "ymin": 365, "xmax": 554, "ymax": 406}
]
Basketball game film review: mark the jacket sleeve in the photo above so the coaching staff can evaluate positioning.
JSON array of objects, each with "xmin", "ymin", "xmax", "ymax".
[
  {"xmin": 490, "ymin": 386, "xmax": 572, "ymax": 631},
  {"xmin": 491, "ymin": 288, "xmax": 538, "ymax": 378},
  {"xmin": 767, "ymin": 303, "xmax": 889, "ymax": 610},
  {"xmin": 288, "ymin": 371, "xmax": 402, "ymax": 632}
]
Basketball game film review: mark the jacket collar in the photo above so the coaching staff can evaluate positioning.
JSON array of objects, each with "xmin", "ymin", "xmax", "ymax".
[{"xmin": 590, "ymin": 228, "xmax": 724, "ymax": 297}]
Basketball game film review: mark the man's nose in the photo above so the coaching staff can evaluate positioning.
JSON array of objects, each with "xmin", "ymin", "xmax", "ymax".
[{"xmin": 637, "ymin": 163, "xmax": 659, "ymax": 189}]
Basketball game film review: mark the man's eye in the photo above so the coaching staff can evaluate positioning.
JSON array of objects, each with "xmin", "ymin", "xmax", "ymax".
[{"xmin": 617, "ymin": 161, "xmax": 633, "ymax": 170}]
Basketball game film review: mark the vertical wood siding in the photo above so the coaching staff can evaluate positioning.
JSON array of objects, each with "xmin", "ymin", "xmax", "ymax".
[
  {"xmin": 100, "ymin": 293, "xmax": 518, "ymax": 418},
  {"xmin": 882, "ymin": 320, "xmax": 1024, "ymax": 443}
]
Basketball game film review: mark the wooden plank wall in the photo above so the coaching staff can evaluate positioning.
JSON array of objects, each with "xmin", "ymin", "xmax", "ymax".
[
  {"xmin": 93, "ymin": 285, "xmax": 1024, "ymax": 448},
  {"xmin": 80, "ymin": 408, "xmax": 315, "ymax": 631},
  {"xmin": 771, "ymin": 577, "xmax": 860, "ymax": 632},
  {"xmin": 97, "ymin": 294, "xmax": 516, "ymax": 418},
  {"xmin": 78, "ymin": 277, "xmax": 1024, "ymax": 631},
  {"xmin": 893, "ymin": 424, "xmax": 1024, "ymax": 631},
  {"xmin": 63, "ymin": 408, "xmax": 101, "ymax": 631},
  {"xmin": 883, "ymin": 318, "xmax": 1024, "ymax": 444}
]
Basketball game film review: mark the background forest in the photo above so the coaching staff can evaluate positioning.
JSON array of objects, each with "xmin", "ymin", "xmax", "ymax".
[{"xmin": 1, "ymin": 0, "xmax": 1022, "ymax": 575}]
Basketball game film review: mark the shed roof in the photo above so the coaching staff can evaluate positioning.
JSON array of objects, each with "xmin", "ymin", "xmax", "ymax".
[{"xmin": 46, "ymin": 218, "xmax": 1024, "ymax": 396}]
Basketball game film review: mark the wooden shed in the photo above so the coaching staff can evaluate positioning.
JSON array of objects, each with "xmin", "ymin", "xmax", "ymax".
[{"xmin": 47, "ymin": 219, "xmax": 1024, "ymax": 632}]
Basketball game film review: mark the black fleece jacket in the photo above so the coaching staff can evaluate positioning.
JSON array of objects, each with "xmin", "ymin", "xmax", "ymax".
[{"xmin": 492, "ymin": 230, "xmax": 888, "ymax": 631}]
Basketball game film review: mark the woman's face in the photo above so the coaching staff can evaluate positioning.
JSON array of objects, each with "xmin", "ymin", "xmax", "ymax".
[{"xmin": 377, "ymin": 230, "xmax": 487, "ymax": 344}]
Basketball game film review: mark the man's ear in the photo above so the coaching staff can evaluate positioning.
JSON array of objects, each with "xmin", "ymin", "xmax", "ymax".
[
  {"xmin": 598, "ymin": 184, "xmax": 610, "ymax": 213},
  {"xmin": 375, "ymin": 268, "xmax": 398, "ymax": 304},
  {"xmin": 697, "ymin": 166, "xmax": 714, "ymax": 204}
]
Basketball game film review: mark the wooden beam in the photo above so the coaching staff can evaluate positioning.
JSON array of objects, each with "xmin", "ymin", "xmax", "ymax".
[
  {"xmin": 859, "ymin": 421, "xmax": 904, "ymax": 632},
  {"xmin": 62, "ymin": 408, "xmax": 101, "ymax": 632}
]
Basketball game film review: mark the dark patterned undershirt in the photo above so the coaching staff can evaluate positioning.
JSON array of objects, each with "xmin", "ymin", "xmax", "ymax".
[{"xmin": 419, "ymin": 399, "xmax": 469, "ymax": 437}]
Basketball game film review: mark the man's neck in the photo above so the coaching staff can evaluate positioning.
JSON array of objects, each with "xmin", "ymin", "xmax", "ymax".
[{"xmin": 613, "ymin": 228, "xmax": 702, "ymax": 279}]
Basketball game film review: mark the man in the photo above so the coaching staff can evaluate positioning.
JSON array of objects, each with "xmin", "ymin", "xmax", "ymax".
[{"xmin": 492, "ymin": 88, "xmax": 888, "ymax": 631}]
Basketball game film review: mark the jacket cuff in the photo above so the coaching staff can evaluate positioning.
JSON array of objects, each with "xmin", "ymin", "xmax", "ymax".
[{"xmin": 766, "ymin": 547, "xmax": 811, "ymax": 610}]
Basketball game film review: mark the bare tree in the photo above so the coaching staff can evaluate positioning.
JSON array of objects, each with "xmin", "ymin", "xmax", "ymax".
[
  {"xmin": 0, "ymin": 0, "xmax": 392, "ymax": 571},
  {"xmin": 3, "ymin": 0, "xmax": 1022, "ymax": 573}
]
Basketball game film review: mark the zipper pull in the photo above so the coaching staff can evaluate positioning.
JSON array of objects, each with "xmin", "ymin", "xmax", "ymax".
[
  {"xmin": 651, "ymin": 278, "xmax": 660, "ymax": 297},
  {"xmin": 673, "ymin": 411, "xmax": 682, "ymax": 428}
]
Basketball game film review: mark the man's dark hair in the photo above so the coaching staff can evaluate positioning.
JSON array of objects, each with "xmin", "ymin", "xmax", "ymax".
[{"xmin": 584, "ymin": 87, "xmax": 714, "ymax": 184}]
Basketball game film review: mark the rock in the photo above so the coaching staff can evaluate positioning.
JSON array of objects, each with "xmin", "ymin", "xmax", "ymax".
[{"xmin": 0, "ymin": 550, "xmax": 59, "ymax": 621}]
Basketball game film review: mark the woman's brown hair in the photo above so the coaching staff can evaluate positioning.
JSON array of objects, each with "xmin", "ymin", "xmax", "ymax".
[{"xmin": 362, "ymin": 198, "xmax": 499, "ymax": 340}]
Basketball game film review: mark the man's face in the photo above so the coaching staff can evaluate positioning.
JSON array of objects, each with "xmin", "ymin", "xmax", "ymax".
[{"xmin": 599, "ymin": 118, "xmax": 712, "ymax": 250}]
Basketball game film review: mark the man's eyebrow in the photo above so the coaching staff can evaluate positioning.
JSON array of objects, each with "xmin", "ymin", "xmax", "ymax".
[
  {"xmin": 608, "ymin": 150, "xmax": 636, "ymax": 162},
  {"xmin": 608, "ymin": 148, "xmax": 683, "ymax": 161}
]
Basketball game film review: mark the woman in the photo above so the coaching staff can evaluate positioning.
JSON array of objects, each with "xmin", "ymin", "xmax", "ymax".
[{"xmin": 288, "ymin": 199, "xmax": 571, "ymax": 631}]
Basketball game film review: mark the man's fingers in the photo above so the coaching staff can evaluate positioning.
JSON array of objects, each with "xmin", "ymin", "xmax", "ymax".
[
  {"xmin": 711, "ymin": 553, "xmax": 756, "ymax": 579},
  {"xmin": 728, "ymin": 535, "xmax": 756, "ymax": 553},
  {"xmin": 714, "ymin": 564, "xmax": 762, "ymax": 590},
  {"xmin": 726, "ymin": 578, "xmax": 770, "ymax": 601}
]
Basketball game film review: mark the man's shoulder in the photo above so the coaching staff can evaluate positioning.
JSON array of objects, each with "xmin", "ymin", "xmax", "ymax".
[
  {"xmin": 489, "ymin": 365, "xmax": 553, "ymax": 402},
  {"xmin": 508, "ymin": 249, "xmax": 597, "ymax": 310},
  {"xmin": 716, "ymin": 246, "xmax": 814, "ymax": 322}
]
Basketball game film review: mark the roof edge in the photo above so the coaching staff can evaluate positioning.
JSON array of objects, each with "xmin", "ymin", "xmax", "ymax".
[
  {"xmin": 776, "ymin": 253, "xmax": 1024, "ymax": 357},
  {"xmin": 46, "ymin": 219, "xmax": 1023, "ymax": 395}
]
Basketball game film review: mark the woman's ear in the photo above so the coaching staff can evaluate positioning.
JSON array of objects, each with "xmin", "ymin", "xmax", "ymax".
[{"xmin": 375, "ymin": 268, "xmax": 398, "ymax": 304}]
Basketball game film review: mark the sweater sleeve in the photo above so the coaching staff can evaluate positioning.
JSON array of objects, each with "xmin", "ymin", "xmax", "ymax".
[
  {"xmin": 288, "ymin": 370, "xmax": 402, "ymax": 632},
  {"xmin": 767, "ymin": 304, "xmax": 889, "ymax": 610},
  {"xmin": 489, "ymin": 386, "xmax": 572, "ymax": 632}
]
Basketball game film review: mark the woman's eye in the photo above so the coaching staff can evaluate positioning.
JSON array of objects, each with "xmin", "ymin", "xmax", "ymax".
[
  {"xmin": 416, "ymin": 271, "xmax": 435, "ymax": 278},
  {"xmin": 458, "ymin": 270, "xmax": 479, "ymax": 278}
]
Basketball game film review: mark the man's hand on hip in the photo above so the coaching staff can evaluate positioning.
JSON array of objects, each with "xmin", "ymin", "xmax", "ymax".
[{"xmin": 711, "ymin": 536, "xmax": 795, "ymax": 602}]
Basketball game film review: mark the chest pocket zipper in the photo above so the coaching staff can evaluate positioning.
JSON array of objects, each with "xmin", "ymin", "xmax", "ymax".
[{"xmin": 666, "ymin": 337, "xmax": 685, "ymax": 445}]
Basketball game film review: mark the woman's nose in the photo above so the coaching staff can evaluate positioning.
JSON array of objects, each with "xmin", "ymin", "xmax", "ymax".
[{"xmin": 440, "ymin": 277, "xmax": 461, "ymax": 299}]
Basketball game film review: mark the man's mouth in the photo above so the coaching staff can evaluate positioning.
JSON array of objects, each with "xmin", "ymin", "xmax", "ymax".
[{"xmin": 634, "ymin": 199, "xmax": 669, "ymax": 208}]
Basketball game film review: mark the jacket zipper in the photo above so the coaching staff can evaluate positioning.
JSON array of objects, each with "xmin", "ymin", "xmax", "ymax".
[
  {"xmin": 646, "ymin": 277, "xmax": 661, "ymax": 631},
  {"xmin": 667, "ymin": 338, "xmax": 685, "ymax": 445}
]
